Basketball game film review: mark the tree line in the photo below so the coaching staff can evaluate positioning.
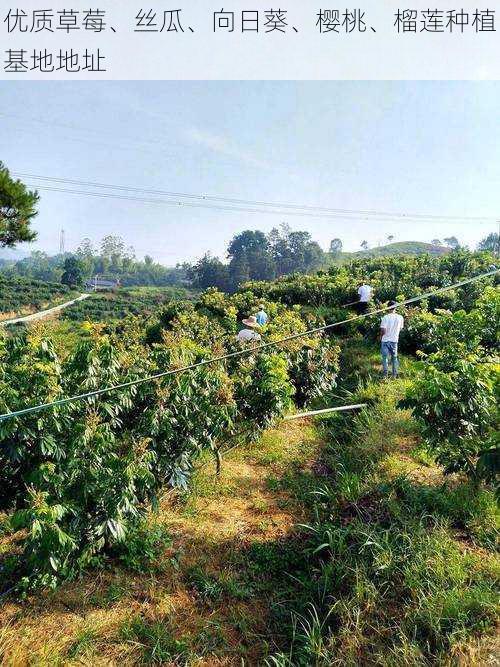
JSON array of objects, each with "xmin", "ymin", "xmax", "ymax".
[
  {"xmin": 1, "ymin": 162, "xmax": 498, "ymax": 290},
  {"xmin": 0, "ymin": 224, "xmax": 328, "ymax": 291},
  {"xmin": 3, "ymin": 228, "xmax": 498, "ymax": 292},
  {"xmin": 188, "ymin": 224, "xmax": 327, "ymax": 292},
  {"xmin": 0, "ymin": 237, "xmax": 191, "ymax": 288}
]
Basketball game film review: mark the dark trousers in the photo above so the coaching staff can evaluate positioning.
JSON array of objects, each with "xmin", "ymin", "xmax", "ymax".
[{"xmin": 356, "ymin": 301, "xmax": 369, "ymax": 314}]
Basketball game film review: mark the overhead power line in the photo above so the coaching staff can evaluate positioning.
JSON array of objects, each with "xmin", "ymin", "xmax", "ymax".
[
  {"xmin": 0, "ymin": 268, "xmax": 497, "ymax": 424},
  {"xmin": 16, "ymin": 172, "xmax": 499, "ymax": 223},
  {"xmin": 25, "ymin": 183, "xmax": 403, "ymax": 222},
  {"xmin": 14, "ymin": 177, "xmax": 496, "ymax": 225},
  {"xmin": 26, "ymin": 182, "xmax": 497, "ymax": 226}
]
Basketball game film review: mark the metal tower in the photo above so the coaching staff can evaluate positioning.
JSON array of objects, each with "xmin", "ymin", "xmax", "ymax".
[{"xmin": 59, "ymin": 229, "xmax": 65, "ymax": 255}]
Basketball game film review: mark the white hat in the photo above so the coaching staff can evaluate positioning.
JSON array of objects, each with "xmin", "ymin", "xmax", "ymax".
[{"xmin": 242, "ymin": 315, "xmax": 258, "ymax": 328}]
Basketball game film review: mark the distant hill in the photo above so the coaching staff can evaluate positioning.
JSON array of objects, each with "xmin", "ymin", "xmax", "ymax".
[
  {"xmin": 325, "ymin": 241, "xmax": 451, "ymax": 266},
  {"xmin": 349, "ymin": 241, "xmax": 451, "ymax": 258}
]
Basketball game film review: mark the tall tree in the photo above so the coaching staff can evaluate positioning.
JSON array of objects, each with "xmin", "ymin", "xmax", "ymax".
[
  {"xmin": 360, "ymin": 240, "xmax": 369, "ymax": 251},
  {"xmin": 76, "ymin": 238, "xmax": 96, "ymax": 276},
  {"xmin": 444, "ymin": 236, "xmax": 460, "ymax": 250},
  {"xmin": 0, "ymin": 162, "xmax": 39, "ymax": 247},
  {"xmin": 189, "ymin": 253, "xmax": 229, "ymax": 291},
  {"xmin": 61, "ymin": 256, "xmax": 85, "ymax": 287},
  {"xmin": 100, "ymin": 235, "xmax": 125, "ymax": 259},
  {"xmin": 329, "ymin": 238, "xmax": 343, "ymax": 256},
  {"xmin": 228, "ymin": 230, "xmax": 269, "ymax": 257},
  {"xmin": 227, "ymin": 230, "xmax": 275, "ymax": 281},
  {"xmin": 16, "ymin": 251, "xmax": 55, "ymax": 281},
  {"xmin": 477, "ymin": 232, "xmax": 499, "ymax": 254},
  {"xmin": 77, "ymin": 238, "xmax": 95, "ymax": 256},
  {"xmin": 303, "ymin": 240, "xmax": 324, "ymax": 272},
  {"xmin": 229, "ymin": 249, "xmax": 251, "ymax": 290},
  {"xmin": 270, "ymin": 227, "xmax": 325, "ymax": 276}
]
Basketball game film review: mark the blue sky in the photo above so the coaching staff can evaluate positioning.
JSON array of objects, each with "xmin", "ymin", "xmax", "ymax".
[{"xmin": 0, "ymin": 81, "xmax": 498, "ymax": 264}]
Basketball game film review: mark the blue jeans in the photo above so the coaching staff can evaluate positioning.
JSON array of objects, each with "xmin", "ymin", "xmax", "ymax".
[{"xmin": 381, "ymin": 341, "xmax": 399, "ymax": 377}]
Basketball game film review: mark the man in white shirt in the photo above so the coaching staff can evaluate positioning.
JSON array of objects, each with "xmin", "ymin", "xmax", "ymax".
[
  {"xmin": 380, "ymin": 302, "xmax": 404, "ymax": 378},
  {"xmin": 357, "ymin": 283, "xmax": 373, "ymax": 313},
  {"xmin": 237, "ymin": 315, "xmax": 262, "ymax": 343}
]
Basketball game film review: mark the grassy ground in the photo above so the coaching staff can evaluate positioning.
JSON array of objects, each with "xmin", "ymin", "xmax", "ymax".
[
  {"xmin": 0, "ymin": 342, "xmax": 498, "ymax": 665},
  {"xmin": 0, "ymin": 419, "xmax": 324, "ymax": 665},
  {"xmin": 262, "ymin": 359, "xmax": 499, "ymax": 666}
]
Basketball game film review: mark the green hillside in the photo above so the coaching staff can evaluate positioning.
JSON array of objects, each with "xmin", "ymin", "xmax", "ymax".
[
  {"xmin": 0, "ymin": 275, "xmax": 74, "ymax": 320},
  {"xmin": 326, "ymin": 241, "xmax": 451, "ymax": 266},
  {"xmin": 350, "ymin": 241, "xmax": 450, "ymax": 257},
  {"xmin": 62, "ymin": 286, "xmax": 197, "ymax": 322}
]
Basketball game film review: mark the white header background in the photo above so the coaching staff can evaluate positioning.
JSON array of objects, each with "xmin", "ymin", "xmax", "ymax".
[{"xmin": 0, "ymin": 1, "xmax": 499, "ymax": 79}]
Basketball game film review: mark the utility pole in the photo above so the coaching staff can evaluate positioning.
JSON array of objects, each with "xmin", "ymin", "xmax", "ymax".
[{"xmin": 59, "ymin": 229, "xmax": 66, "ymax": 255}]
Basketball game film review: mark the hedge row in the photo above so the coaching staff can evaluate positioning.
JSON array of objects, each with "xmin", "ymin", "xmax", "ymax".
[
  {"xmin": 0, "ymin": 290, "xmax": 339, "ymax": 590},
  {"xmin": 0, "ymin": 276, "xmax": 71, "ymax": 315}
]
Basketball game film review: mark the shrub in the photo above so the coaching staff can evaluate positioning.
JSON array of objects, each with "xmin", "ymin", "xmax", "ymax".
[
  {"xmin": 475, "ymin": 286, "xmax": 500, "ymax": 350},
  {"xmin": 288, "ymin": 340, "xmax": 340, "ymax": 407},
  {"xmin": 233, "ymin": 352, "xmax": 294, "ymax": 428},
  {"xmin": 0, "ymin": 330, "xmax": 235, "ymax": 586},
  {"xmin": 0, "ymin": 276, "xmax": 70, "ymax": 316},
  {"xmin": 399, "ymin": 308, "xmax": 441, "ymax": 355},
  {"xmin": 404, "ymin": 343, "xmax": 498, "ymax": 485}
]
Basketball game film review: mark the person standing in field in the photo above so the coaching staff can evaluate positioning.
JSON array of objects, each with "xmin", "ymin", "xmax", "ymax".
[
  {"xmin": 380, "ymin": 302, "xmax": 404, "ymax": 378},
  {"xmin": 357, "ymin": 282, "xmax": 373, "ymax": 313},
  {"xmin": 255, "ymin": 305, "xmax": 268, "ymax": 326}
]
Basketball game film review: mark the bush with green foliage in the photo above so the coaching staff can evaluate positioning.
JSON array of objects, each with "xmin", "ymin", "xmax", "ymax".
[
  {"xmin": 0, "ymin": 285, "xmax": 339, "ymax": 589},
  {"xmin": 245, "ymin": 250, "xmax": 497, "ymax": 313},
  {"xmin": 0, "ymin": 328, "xmax": 237, "ymax": 586},
  {"xmin": 474, "ymin": 286, "xmax": 500, "ymax": 350},
  {"xmin": 404, "ymin": 342, "xmax": 498, "ymax": 485},
  {"xmin": 233, "ymin": 352, "xmax": 294, "ymax": 428}
]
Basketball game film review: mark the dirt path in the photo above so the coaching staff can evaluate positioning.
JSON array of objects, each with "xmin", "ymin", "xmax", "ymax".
[
  {"xmin": 0, "ymin": 419, "xmax": 325, "ymax": 666},
  {"xmin": 0, "ymin": 293, "xmax": 90, "ymax": 326}
]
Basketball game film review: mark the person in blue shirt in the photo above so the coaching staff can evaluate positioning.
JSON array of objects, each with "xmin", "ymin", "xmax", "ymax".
[{"xmin": 255, "ymin": 305, "xmax": 268, "ymax": 326}]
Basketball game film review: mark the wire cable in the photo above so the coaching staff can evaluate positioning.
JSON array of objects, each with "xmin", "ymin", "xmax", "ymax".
[
  {"xmin": 15, "ymin": 172, "xmax": 499, "ymax": 224},
  {"xmin": 0, "ymin": 268, "xmax": 497, "ymax": 424},
  {"xmin": 23, "ymin": 183, "xmax": 498, "ymax": 227}
]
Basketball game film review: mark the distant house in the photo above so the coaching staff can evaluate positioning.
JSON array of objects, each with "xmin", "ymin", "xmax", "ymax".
[{"xmin": 85, "ymin": 276, "xmax": 120, "ymax": 292}]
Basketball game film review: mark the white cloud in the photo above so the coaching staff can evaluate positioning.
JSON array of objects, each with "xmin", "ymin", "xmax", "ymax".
[{"xmin": 185, "ymin": 127, "xmax": 271, "ymax": 170}]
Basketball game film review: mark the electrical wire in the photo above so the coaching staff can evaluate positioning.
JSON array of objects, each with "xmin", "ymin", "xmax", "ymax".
[
  {"xmin": 15, "ymin": 172, "xmax": 499, "ymax": 224},
  {"xmin": 0, "ymin": 267, "xmax": 497, "ymax": 423},
  {"xmin": 21, "ymin": 182, "xmax": 498, "ymax": 227}
]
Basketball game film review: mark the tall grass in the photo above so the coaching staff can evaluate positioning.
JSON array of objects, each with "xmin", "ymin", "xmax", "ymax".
[{"xmin": 263, "ymin": 374, "xmax": 499, "ymax": 665}]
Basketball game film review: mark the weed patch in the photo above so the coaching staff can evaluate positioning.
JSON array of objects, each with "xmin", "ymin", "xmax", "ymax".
[
  {"xmin": 119, "ymin": 615, "xmax": 190, "ymax": 665},
  {"xmin": 264, "ymin": 373, "xmax": 500, "ymax": 665}
]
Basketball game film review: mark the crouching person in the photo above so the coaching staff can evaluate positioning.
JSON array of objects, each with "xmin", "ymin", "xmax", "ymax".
[{"xmin": 237, "ymin": 315, "xmax": 262, "ymax": 342}]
